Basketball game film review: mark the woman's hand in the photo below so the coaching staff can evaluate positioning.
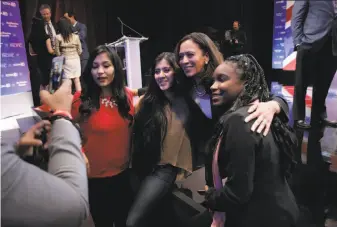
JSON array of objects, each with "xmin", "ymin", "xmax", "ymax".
[{"xmin": 245, "ymin": 100, "xmax": 281, "ymax": 136}]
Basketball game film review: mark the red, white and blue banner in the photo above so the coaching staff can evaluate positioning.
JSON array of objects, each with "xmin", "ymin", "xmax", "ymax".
[
  {"xmin": 272, "ymin": 0, "xmax": 296, "ymax": 70},
  {"xmin": 271, "ymin": 0, "xmax": 337, "ymax": 154}
]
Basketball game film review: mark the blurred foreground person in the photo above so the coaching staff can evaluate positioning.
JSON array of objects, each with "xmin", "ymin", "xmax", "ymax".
[{"xmin": 1, "ymin": 80, "xmax": 89, "ymax": 227}]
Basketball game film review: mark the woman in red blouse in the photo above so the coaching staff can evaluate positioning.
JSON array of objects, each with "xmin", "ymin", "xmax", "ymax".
[{"xmin": 72, "ymin": 45, "xmax": 134, "ymax": 227}]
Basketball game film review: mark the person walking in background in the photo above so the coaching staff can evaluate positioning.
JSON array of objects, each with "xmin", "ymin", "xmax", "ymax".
[
  {"xmin": 55, "ymin": 17, "xmax": 82, "ymax": 92},
  {"xmin": 64, "ymin": 10, "xmax": 90, "ymax": 74}
]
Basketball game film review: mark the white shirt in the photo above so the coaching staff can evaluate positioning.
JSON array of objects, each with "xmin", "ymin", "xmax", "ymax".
[{"xmin": 44, "ymin": 21, "xmax": 56, "ymax": 38}]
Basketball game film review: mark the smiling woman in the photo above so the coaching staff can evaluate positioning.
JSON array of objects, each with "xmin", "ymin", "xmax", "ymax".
[
  {"xmin": 71, "ymin": 45, "xmax": 135, "ymax": 227},
  {"xmin": 129, "ymin": 52, "xmax": 198, "ymax": 226},
  {"xmin": 154, "ymin": 59, "xmax": 175, "ymax": 91},
  {"xmin": 211, "ymin": 62, "xmax": 245, "ymax": 106},
  {"xmin": 204, "ymin": 54, "xmax": 299, "ymax": 227},
  {"xmin": 91, "ymin": 52, "xmax": 115, "ymax": 89}
]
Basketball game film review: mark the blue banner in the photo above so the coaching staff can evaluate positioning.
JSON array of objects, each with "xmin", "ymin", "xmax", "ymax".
[
  {"xmin": 1, "ymin": 1, "xmax": 31, "ymax": 96},
  {"xmin": 272, "ymin": 0, "xmax": 287, "ymax": 69}
]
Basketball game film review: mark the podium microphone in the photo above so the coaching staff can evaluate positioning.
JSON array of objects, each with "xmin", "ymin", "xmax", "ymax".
[{"xmin": 116, "ymin": 17, "xmax": 148, "ymax": 40}]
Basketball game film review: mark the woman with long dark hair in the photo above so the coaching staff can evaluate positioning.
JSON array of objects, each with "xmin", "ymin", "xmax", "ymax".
[
  {"xmin": 175, "ymin": 32, "xmax": 290, "ymax": 135},
  {"xmin": 71, "ymin": 45, "xmax": 134, "ymax": 227},
  {"xmin": 204, "ymin": 54, "xmax": 299, "ymax": 227},
  {"xmin": 55, "ymin": 17, "xmax": 82, "ymax": 91},
  {"xmin": 128, "ymin": 52, "xmax": 204, "ymax": 227}
]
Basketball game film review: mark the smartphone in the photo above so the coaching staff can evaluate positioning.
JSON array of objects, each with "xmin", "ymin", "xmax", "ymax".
[
  {"xmin": 49, "ymin": 56, "xmax": 65, "ymax": 93},
  {"xmin": 197, "ymin": 189, "xmax": 206, "ymax": 196}
]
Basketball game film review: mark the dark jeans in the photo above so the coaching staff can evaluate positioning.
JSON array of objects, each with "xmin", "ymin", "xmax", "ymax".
[
  {"xmin": 126, "ymin": 164, "xmax": 178, "ymax": 227},
  {"xmin": 89, "ymin": 169, "xmax": 133, "ymax": 227}
]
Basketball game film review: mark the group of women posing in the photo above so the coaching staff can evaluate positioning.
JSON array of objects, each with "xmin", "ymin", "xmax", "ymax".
[{"xmin": 45, "ymin": 32, "xmax": 299, "ymax": 227}]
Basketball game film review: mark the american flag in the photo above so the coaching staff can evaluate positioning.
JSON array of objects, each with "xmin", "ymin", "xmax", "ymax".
[{"xmin": 282, "ymin": 0, "xmax": 297, "ymax": 71}]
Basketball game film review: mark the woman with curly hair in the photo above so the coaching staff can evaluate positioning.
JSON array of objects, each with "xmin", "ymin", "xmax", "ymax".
[{"xmin": 204, "ymin": 54, "xmax": 299, "ymax": 227}]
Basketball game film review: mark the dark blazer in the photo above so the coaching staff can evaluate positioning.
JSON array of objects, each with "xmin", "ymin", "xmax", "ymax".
[
  {"xmin": 204, "ymin": 106, "xmax": 299, "ymax": 227},
  {"xmin": 73, "ymin": 21, "xmax": 89, "ymax": 60},
  {"xmin": 292, "ymin": 0, "xmax": 335, "ymax": 50}
]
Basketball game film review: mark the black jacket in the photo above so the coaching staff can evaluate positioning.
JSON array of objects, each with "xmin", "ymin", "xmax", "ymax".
[{"xmin": 204, "ymin": 106, "xmax": 299, "ymax": 227}]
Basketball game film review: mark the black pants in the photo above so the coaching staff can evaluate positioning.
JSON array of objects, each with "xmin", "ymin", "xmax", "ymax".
[
  {"xmin": 126, "ymin": 164, "xmax": 178, "ymax": 227},
  {"xmin": 80, "ymin": 58, "xmax": 88, "ymax": 74},
  {"xmin": 89, "ymin": 169, "xmax": 133, "ymax": 227},
  {"xmin": 37, "ymin": 55, "xmax": 53, "ymax": 86},
  {"xmin": 27, "ymin": 54, "xmax": 41, "ymax": 106},
  {"xmin": 292, "ymin": 36, "xmax": 337, "ymax": 123}
]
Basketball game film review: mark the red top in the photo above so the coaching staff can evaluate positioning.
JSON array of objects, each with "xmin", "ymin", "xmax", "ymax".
[{"xmin": 71, "ymin": 89, "xmax": 134, "ymax": 178}]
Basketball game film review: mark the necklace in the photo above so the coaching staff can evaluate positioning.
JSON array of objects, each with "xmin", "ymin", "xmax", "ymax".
[
  {"xmin": 193, "ymin": 83, "xmax": 206, "ymax": 97},
  {"xmin": 101, "ymin": 97, "xmax": 117, "ymax": 108}
]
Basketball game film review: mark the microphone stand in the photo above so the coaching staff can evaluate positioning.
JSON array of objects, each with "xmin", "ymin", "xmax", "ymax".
[{"xmin": 117, "ymin": 17, "xmax": 148, "ymax": 41}]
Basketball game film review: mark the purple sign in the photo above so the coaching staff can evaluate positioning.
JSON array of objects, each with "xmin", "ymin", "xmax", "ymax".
[{"xmin": 0, "ymin": 0, "xmax": 30, "ymax": 96}]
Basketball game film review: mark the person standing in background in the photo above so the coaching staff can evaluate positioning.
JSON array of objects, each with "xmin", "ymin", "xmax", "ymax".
[
  {"xmin": 29, "ymin": 7, "xmax": 55, "ymax": 89},
  {"xmin": 40, "ymin": 4, "xmax": 56, "ymax": 50},
  {"xmin": 292, "ymin": 2, "xmax": 337, "ymax": 226},
  {"xmin": 291, "ymin": 0, "xmax": 337, "ymax": 129},
  {"xmin": 225, "ymin": 20, "xmax": 247, "ymax": 55},
  {"xmin": 55, "ymin": 18, "xmax": 82, "ymax": 92},
  {"xmin": 64, "ymin": 10, "xmax": 89, "ymax": 74}
]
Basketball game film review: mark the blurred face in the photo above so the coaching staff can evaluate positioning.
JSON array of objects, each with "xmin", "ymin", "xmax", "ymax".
[
  {"xmin": 211, "ymin": 62, "xmax": 244, "ymax": 106},
  {"xmin": 233, "ymin": 21, "xmax": 239, "ymax": 30},
  {"xmin": 154, "ymin": 59, "xmax": 175, "ymax": 91},
  {"xmin": 91, "ymin": 52, "xmax": 115, "ymax": 88},
  {"xmin": 178, "ymin": 39, "xmax": 209, "ymax": 78},
  {"xmin": 64, "ymin": 13, "xmax": 75, "ymax": 25},
  {"xmin": 40, "ymin": 8, "xmax": 51, "ymax": 22}
]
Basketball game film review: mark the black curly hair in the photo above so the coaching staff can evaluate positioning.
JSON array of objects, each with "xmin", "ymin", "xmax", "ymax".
[{"xmin": 209, "ymin": 54, "xmax": 297, "ymax": 178}]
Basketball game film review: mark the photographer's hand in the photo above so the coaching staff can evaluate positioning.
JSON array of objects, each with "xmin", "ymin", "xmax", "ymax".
[
  {"xmin": 16, "ymin": 120, "xmax": 51, "ymax": 157},
  {"xmin": 40, "ymin": 79, "xmax": 73, "ymax": 113}
]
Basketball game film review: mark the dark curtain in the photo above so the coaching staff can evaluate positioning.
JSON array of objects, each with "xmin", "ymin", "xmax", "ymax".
[
  {"xmin": 60, "ymin": 0, "xmax": 96, "ymax": 52},
  {"xmin": 19, "ymin": 0, "xmax": 277, "ymax": 85}
]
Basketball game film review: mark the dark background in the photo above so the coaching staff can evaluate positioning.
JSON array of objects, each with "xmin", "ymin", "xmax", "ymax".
[{"xmin": 18, "ymin": 0, "xmax": 295, "ymax": 87}]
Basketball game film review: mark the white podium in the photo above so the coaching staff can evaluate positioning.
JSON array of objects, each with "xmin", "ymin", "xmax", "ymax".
[{"xmin": 106, "ymin": 36, "xmax": 148, "ymax": 91}]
